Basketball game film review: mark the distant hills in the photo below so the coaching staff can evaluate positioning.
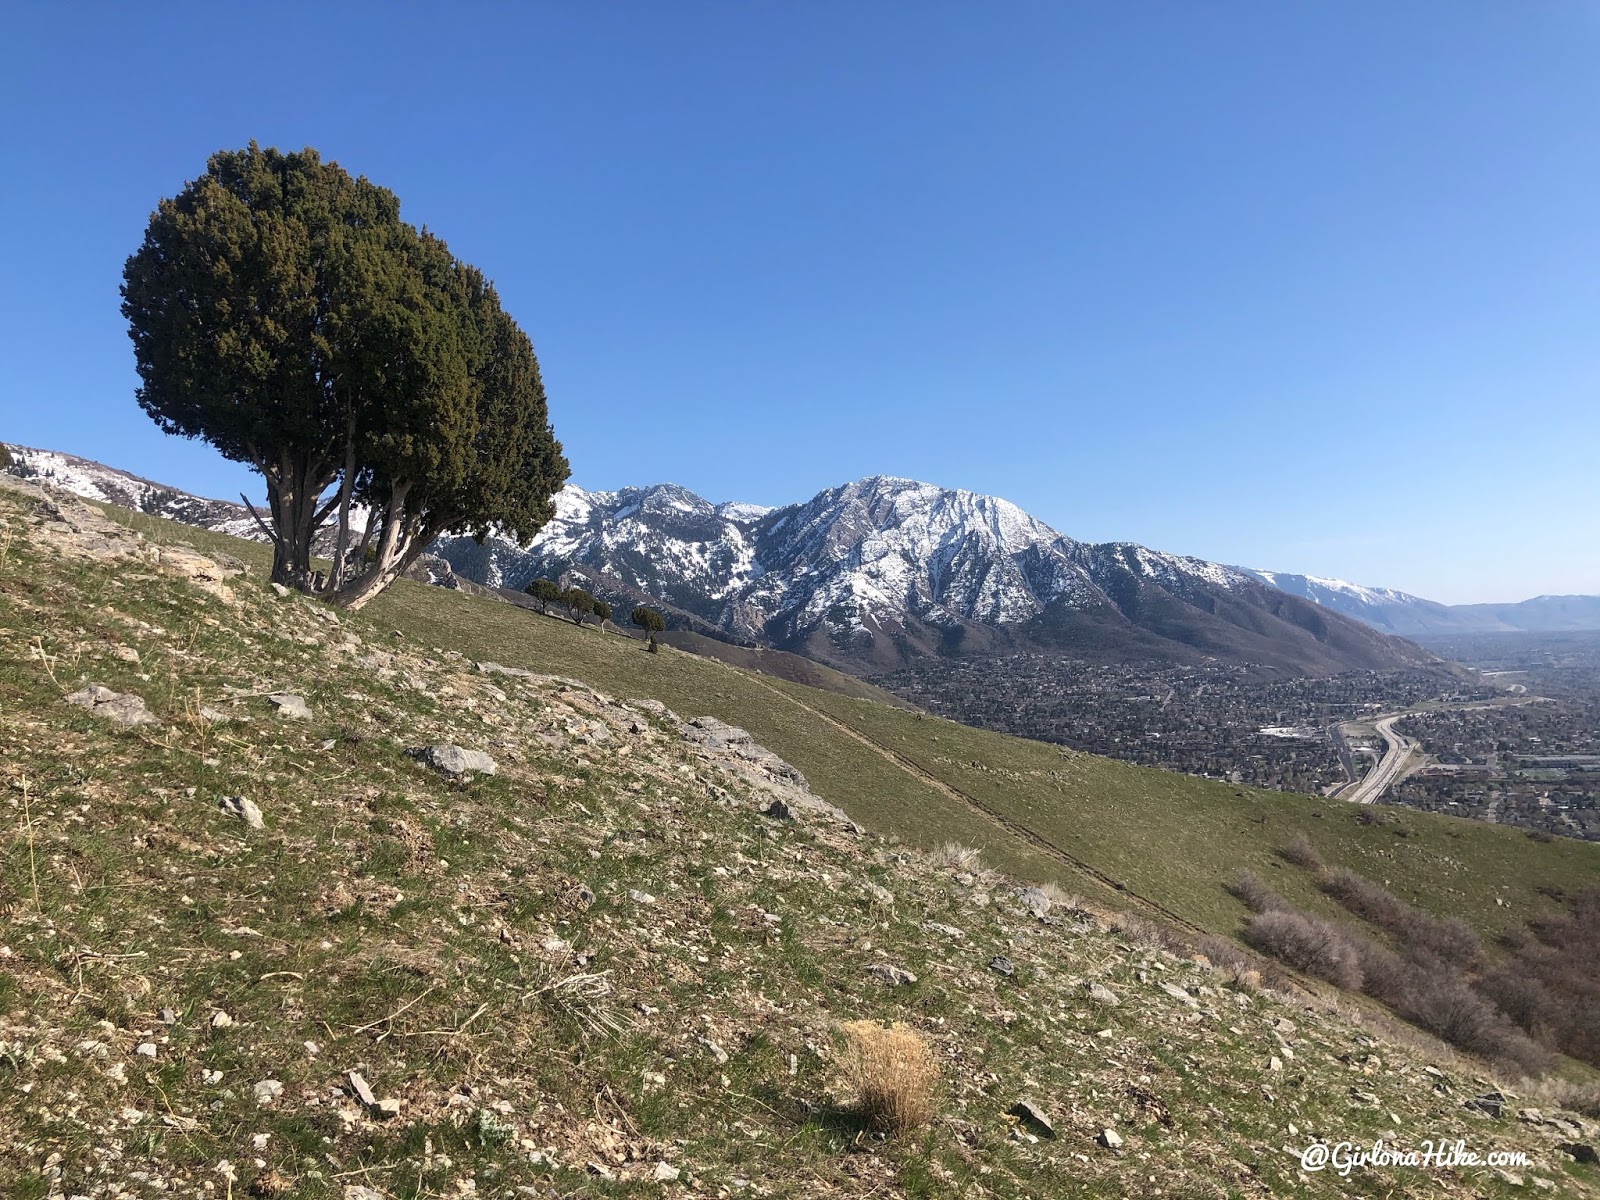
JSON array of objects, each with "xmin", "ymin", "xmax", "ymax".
[
  {"xmin": 1233, "ymin": 569, "xmax": 1600, "ymax": 637},
  {"xmin": 16, "ymin": 443, "xmax": 1587, "ymax": 677}
]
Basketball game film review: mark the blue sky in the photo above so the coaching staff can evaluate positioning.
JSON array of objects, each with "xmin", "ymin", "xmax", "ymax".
[{"xmin": 2, "ymin": 3, "xmax": 1597, "ymax": 604}]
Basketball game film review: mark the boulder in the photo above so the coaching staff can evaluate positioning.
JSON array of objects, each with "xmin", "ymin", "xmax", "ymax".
[
  {"xmin": 865, "ymin": 962, "xmax": 917, "ymax": 987},
  {"xmin": 266, "ymin": 693, "xmax": 311, "ymax": 720},
  {"xmin": 217, "ymin": 795, "xmax": 264, "ymax": 830},
  {"xmin": 417, "ymin": 744, "xmax": 497, "ymax": 777},
  {"xmin": 1009, "ymin": 1099, "xmax": 1055, "ymax": 1138},
  {"xmin": 65, "ymin": 684, "xmax": 160, "ymax": 728}
]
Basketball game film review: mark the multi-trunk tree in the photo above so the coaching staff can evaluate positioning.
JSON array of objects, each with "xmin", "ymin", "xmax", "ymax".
[{"xmin": 121, "ymin": 143, "xmax": 568, "ymax": 609}]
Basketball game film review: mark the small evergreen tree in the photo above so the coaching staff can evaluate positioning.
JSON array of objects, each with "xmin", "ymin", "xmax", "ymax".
[
  {"xmin": 564, "ymin": 587, "xmax": 595, "ymax": 624},
  {"xmin": 631, "ymin": 605, "xmax": 665, "ymax": 636},
  {"xmin": 0, "ymin": 444, "xmax": 12, "ymax": 470},
  {"xmin": 591, "ymin": 598, "xmax": 613, "ymax": 627},
  {"xmin": 524, "ymin": 577, "xmax": 562, "ymax": 614}
]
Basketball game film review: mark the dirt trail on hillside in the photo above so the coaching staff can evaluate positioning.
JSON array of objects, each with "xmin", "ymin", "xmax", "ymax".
[{"xmin": 742, "ymin": 673, "xmax": 1216, "ymax": 940}]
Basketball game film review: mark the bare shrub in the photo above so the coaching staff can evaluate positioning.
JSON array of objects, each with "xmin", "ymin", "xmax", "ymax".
[
  {"xmin": 1322, "ymin": 868, "xmax": 1480, "ymax": 968},
  {"xmin": 1276, "ymin": 832, "xmax": 1324, "ymax": 871},
  {"xmin": 1228, "ymin": 870, "xmax": 1292, "ymax": 914},
  {"xmin": 838, "ymin": 1020, "xmax": 938, "ymax": 1135},
  {"xmin": 1398, "ymin": 966, "xmax": 1551, "ymax": 1077},
  {"xmin": 1349, "ymin": 935, "xmax": 1411, "ymax": 1007},
  {"xmin": 1242, "ymin": 910, "xmax": 1362, "ymax": 991}
]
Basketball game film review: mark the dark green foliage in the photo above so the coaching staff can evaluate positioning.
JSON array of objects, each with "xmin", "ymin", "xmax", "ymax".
[
  {"xmin": 121, "ymin": 143, "xmax": 568, "ymax": 607},
  {"xmin": 563, "ymin": 587, "xmax": 594, "ymax": 624},
  {"xmin": 524, "ymin": 577, "xmax": 563, "ymax": 614},
  {"xmin": 631, "ymin": 605, "xmax": 665, "ymax": 635},
  {"xmin": 647, "ymin": 634, "xmax": 659, "ymax": 653},
  {"xmin": 0, "ymin": 444, "xmax": 12, "ymax": 470},
  {"xmin": 591, "ymin": 598, "xmax": 612, "ymax": 625}
]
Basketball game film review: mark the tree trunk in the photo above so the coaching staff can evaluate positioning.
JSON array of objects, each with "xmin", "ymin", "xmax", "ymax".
[
  {"xmin": 323, "ymin": 410, "xmax": 359, "ymax": 594},
  {"xmin": 325, "ymin": 483, "xmax": 452, "ymax": 612}
]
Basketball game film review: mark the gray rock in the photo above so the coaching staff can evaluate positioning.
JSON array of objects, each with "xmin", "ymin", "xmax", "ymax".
[
  {"xmin": 419, "ymin": 744, "xmax": 497, "ymax": 776},
  {"xmin": 270, "ymin": 583, "xmax": 292, "ymax": 598},
  {"xmin": 653, "ymin": 1162, "xmax": 681, "ymax": 1183},
  {"xmin": 1084, "ymin": 982, "xmax": 1120, "ymax": 1006},
  {"xmin": 65, "ymin": 684, "xmax": 160, "ymax": 728},
  {"xmin": 267, "ymin": 693, "xmax": 311, "ymax": 719},
  {"xmin": 253, "ymin": 1079, "xmax": 284, "ymax": 1106},
  {"xmin": 1097, "ymin": 1128, "xmax": 1123, "ymax": 1149},
  {"xmin": 1009, "ymin": 1099, "xmax": 1055, "ymax": 1137},
  {"xmin": 217, "ymin": 795, "xmax": 264, "ymax": 830},
  {"xmin": 988, "ymin": 955, "xmax": 1016, "ymax": 977},
  {"xmin": 629, "ymin": 889, "xmax": 657, "ymax": 905},
  {"xmin": 346, "ymin": 1070, "xmax": 377, "ymax": 1108},
  {"xmin": 344, "ymin": 1187, "xmax": 386, "ymax": 1200},
  {"xmin": 1016, "ymin": 887, "xmax": 1054, "ymax": 919},
  {"xmin": 923, "ymin": 921, "xmax": 965, "ymax": 940},
  {"xmin": 763, "ymin": 799, "xmax": 792, "ymax": 820},
  {"xmin": 1464, "ymin": 1091, "xmax": 1507, "ymax": 1118},
  {"xmin": 1160, "ymin": 981, "xmax": 1200, "ymax": 1009},
  {"xmin": 866, "ymin": 962, "xmax": 917, "ymax": 986}
]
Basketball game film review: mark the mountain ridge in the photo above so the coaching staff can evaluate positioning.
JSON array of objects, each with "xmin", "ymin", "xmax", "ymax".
[{"xmin": 1, "ymin": 445, "xmax": 1440, "ymax": 675}]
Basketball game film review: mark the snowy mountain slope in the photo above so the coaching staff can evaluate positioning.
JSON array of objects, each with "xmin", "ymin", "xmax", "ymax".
[
  {"xmin": 3, "ymin": 445, "xmax": 262, "ymax": 538},
  {"xmin": 1231, "ymin": 568, "xmax": 1600, "ymax": 636},
  {"xmin": 436, "ymin": 473, "xmax": 1437, "ymax": 674},
  {"xmin": 0, "ymin": 443, "xmax": 1464, "ymax": 670}
]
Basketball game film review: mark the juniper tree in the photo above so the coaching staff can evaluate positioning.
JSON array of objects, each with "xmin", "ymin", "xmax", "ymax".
[
  {"xmin": 564, "ymin": 587, "xmax": 595, "ymax": 624},
  {"xmin": 121, "ymin": 143, "xmax": 567, "ymax": 609},
  {"xmin": 525, "ymin": 577, "xmax": 563, "ymax": 613},
  {"xmin": 631, "ymin": 605, "xmax": 665, "ymax": 636},
  {"xmin": 591, "ymin": 598, "xmax": 613, "ymax": 627}
]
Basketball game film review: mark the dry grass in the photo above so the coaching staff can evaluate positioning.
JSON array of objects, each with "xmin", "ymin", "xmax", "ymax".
[
  {"xmin": 934, "ymin": 842, "xmax": 983, "ymax": 872},
  {"xmin": 837, "ymin": 1020, "xmax": 939, "ymax": 1135}
]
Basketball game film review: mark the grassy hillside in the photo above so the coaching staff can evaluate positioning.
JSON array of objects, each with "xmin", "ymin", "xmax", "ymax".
[
  {"xmin": 6, "ymin": 479, "xmax": 1597, "ymax": 1199},
  {"xmin": 95, "ymin": 503, "xmax": 1600, "ymax": 951}
]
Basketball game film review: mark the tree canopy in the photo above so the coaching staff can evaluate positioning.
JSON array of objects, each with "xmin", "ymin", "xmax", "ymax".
[
  {"xmin": 121, "ymin": 143, "xmax": 568, "ymax": 608},
  {"xmin": 631, "ymin": 605, "xmax": 665, "ymax": 635},
  {"xmin": 524, "ymin": 577, "xmax": 563, "ymax": 614}
]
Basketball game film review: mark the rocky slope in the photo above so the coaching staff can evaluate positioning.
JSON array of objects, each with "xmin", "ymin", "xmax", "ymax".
[{"xmin": 3, "ymin": 473, "xmax": 1597, "ymax": 1198}]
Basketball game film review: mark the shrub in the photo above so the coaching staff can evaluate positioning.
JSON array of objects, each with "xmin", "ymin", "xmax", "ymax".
[
  {"xmin": 1322, "ymin": 868, "xmax": 1480, "ymax": 967},
  {"xmin": 1276, "ymin": 832, "xmax": 1324, "ymax": 871},
  {"xmin": 1228, "ymin": 870, "xmax": 1292, "ymax": 914},
  {"xmin": 1242, "ymin": 910, "xmax": 1362, "ymax": 990},
  {"xmin": 838, "ymin": 1020, "xmax": 938, "ymax": 1135},
  {"xmin": 1399, "ymin": 965, "xmax": 1551, "ymax": 1076}
]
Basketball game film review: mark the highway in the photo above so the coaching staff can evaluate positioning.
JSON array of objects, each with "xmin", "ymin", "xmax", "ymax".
[{"xmin": 1340, "ymin": 714, "xmax": 1416, "ymax": 805}]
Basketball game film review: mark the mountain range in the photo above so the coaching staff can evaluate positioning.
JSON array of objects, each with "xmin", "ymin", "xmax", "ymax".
[
  {"xmin": 1232, "ymin": 569, "xmax": 1600, "ymax": 638},
  {"xmin": 8, "ymin": 444, "xmax": 1592, "ymax": 678}
]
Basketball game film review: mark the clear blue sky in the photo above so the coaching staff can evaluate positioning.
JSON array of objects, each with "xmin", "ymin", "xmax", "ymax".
[{"xmin": 3, "ymin": 3, "xmax": 1597, "ymax": 604}]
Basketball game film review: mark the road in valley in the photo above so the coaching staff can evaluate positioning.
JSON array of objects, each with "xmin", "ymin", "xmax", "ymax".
[{"xmin": 1339, "ymin": 715, "xmax": 1416, "ymax": 805}]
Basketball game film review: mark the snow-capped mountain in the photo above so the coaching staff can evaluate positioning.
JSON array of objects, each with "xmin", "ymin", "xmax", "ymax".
[
  {"xmin": 435, "ymin": 474, "xmax": 1437, "ymax": 674},
  {"xmin": 1232, "ymin": 569, "xmax": 1600, "ymax": 637},
  {"xmin": 1231, "ymin": 569, "xmax": 1466, "ymax": 635},
  {"xmin": 2, "ymin": 446, "xmax": 261, "ymax": 536},
  {"xmin": 0, "ymin": 444, "xmax": 1451, "ymax": 672}
]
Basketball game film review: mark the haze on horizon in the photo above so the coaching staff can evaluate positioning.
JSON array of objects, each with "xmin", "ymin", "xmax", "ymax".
[{"xmin": 2, "ymin": 3, "xmax": 1596, "ymax": 606}]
